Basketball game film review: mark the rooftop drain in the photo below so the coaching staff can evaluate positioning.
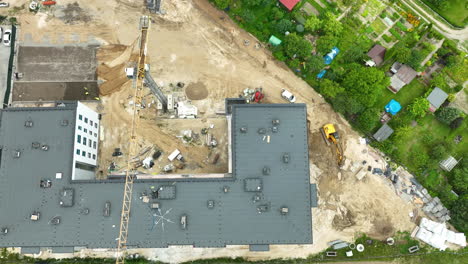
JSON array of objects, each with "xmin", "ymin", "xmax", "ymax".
[
  {"xmin": 24, "ymin": 120, "xmax": 33, "ymax": 127},
  {"xmin": 282, "ymin": 153, "xmax": 290, "ymax": 163},
  {"xmin": 240, "ymin": 127, "xmax": 247, "ymax": 133}
]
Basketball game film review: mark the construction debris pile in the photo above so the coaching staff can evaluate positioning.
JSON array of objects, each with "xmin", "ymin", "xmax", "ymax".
[{"xmin": 413, "ymin": 218, "xmax": 466, "ymax": 250}]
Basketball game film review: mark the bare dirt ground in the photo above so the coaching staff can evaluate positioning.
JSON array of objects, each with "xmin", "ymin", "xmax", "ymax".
[{"xmin": 6, "ymin": 0, "xmax": 421, "ymax": 263}]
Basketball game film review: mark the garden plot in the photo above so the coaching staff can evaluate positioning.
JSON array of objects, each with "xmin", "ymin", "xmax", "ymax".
[{"xmin": 361, "ymin": 0, "xmax": 386, "ymax": 18}]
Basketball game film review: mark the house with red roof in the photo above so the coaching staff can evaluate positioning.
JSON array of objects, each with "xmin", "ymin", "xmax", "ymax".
[{"xmin": 279, "ymin": 0, "xmax": 301, "ymax": 11}]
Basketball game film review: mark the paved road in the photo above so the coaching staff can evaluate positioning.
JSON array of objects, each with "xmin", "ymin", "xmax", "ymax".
[
  {"xmin": 0, "ymin": 25, "xmax": 12, "ymax": 108},
  {"xmin": 401, "ymin": 0, "xmax": 468, "ymax": 42}
]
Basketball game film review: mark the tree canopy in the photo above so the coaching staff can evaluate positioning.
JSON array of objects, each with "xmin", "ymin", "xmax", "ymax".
[
  {"xmin": 408, "ymin": 97, "xmax": 429, "ymax": 118},
  {"xmin": 319, "ymin": 79, "xmax": 344, "ymax": 98},
  {"xmin": 283, "ymin": 33, "xmax": 312, "ymax": 59},
  {"xmin": 321, "ymin": 12, "xmax": 343, "ymax": 36},
  {"xmin": 436, "ymin": 107, "xmax": 460, "ymax": 125},
  {"xmin": 341, "ymin": 65, "xmax": 389, "ymax": 106},
  {"xmin": 304, "ymin": 15, "xmax": 321, "ymax": 32}
]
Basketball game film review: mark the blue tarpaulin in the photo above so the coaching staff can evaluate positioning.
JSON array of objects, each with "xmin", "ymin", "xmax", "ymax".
[
  {"xmin": 324, "ymin": 47, "xmax": 339, "ymax": 65},
  {"xmin": 385, "ymin": 99, "xmax": 402, "ymax": 115},
  {"xmin": 317, "ymin": 70, "xmax": 327, "ymax": 79}
]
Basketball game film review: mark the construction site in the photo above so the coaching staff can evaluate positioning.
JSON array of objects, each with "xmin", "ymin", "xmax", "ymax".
[{"xmin": 0, "ymin": 0, "xmax": 465, "ymax": 263}]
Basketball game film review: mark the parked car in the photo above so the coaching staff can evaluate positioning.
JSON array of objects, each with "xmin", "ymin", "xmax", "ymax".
[
  {"xmin": 281, "ymin": 89, "xmax": 296, "ymax": 103},
  {"xmin": 0, "ymin": 3, "xmax": 9, "ymax": 8},
  {"xmin": 3, "ymin": 29, "xmax": 11, "ymax": 46}
]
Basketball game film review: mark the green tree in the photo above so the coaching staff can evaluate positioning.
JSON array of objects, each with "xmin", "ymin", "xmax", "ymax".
[
  {"xmin": 283, "ymin": 33, "xmax": 312, "ymax": 59},
  {"xmin": 356, "ymin": 109, "xmax": 379, "ymax": 131},
  {"xmin": 316, "ymin": 34, "xmax": 338, "ymax": 54},
  {"xmin": 296, "ymin": 24, "xmax": 304, "ymax": 33},
  {"xmin": 242, "ymin": 0, "xmax": 263, "ymax": 6},
  {"xmin": 430, "ymin": 143, "xmax": 448, "ymax": 160},
  {"xmin": 270, "ymin": 7, "xmax": 284, "ymax": 20},
  {"xmin": 305, "ymin": 55, "xmax": 324, "ymax": 73},
  {"xmin": 394, "ymin": 125, "xmax": 412, "ymax": 139},
  {"xmin": 387, "ymin": 42, "xmax": 411, "ymax": 63},
  {"xmin": 341, "ymin": 65, "xmax": 389, "ymax": 106},
  {"xmin": 321, "ymin": 12, "xmax": 343, "ymax": 36},
  {"xmin": 450, "ymin": 117, "xmax": 464, "ymax": 129},
  {"xmin": 451, "ymin": 168, "xmax": 468, "ymax": 194},
  {"xmin": 213, "ymin": 0, "xmax": 231, "ymax": 9},
  {"xmin": 450, "ymin": 195, "xmax": 468, "ymax": 234},
  {"xmin": 407, "ymin": 49, "xmax": 425, "ymax": 69},
  {"xmin": 408, "ymin": 97, "xmax": 429, "ymax": 119},
  {"xmin": 304, "ymin": 15, "xmax": 321, "ymax": 32},
  {"xmin": 275, "ymin": 19, "xmax": 293, "ymax": 33},
  {"xmin": 240, "ymin": 9, "xmax": 255, "ymax": 23},
  {"xmin": 343, "ymin": 44, "xmax": 366, "ymax": 63},
  {"xmin": 435, "ymin": 107, "xmax": 460, "ymax": 125},
  {"xmin": 319, "ymin": 79, "xmax": 344, "ymax": 98}
]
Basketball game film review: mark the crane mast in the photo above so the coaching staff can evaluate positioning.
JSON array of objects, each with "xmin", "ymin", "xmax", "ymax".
[{"xmin": 115, "ymin": 16, "xmax": 150, "ymax": 264}]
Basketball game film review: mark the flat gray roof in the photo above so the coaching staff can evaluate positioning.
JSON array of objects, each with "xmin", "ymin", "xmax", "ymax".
[
  {"xmin": 0, "ymin": 103, "xmax": 312, "ymax": 250},
  {"xmin": 427, "ymin": 87, "xmax": 448, "ymax": 109},
  {"xmin": 373, "ymin": 123, "xmax": 394, "ymax": 142}
]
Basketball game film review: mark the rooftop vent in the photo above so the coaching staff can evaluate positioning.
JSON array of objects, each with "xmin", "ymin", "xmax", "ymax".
[
  {"xmin": 262, "ymin": 166, "xmax": 270, "ymax": 175},
  {"xmin": 41, "ymin": 145, "xmax": 49, "ymax": 151},
  {"xmin": 272, "ymin": 119, "xmax": 280, "ymax": 126},
  {"xmin": 30, "ymin": 212, "xmax": 40, "ymax": 221},
  {"xmin": 61, "ymin": 120, "xmax": 69, "ymax": 126},
  {"xmin": 257, "ymin": 204, "xmax": 269, "ymax": 214},
  {"xmin": 12, "ymin": 150, "xmax": 21, "ymax": 159},
  {"xmin": 223, "ymin": 186, "xmax": 230, "ymax": 193},
  {"xmin": 282, "ymin": 153, "xmax": 290, "ymax": 163},
  {"xmin": 40, "ymin": 179, "xmax": 52, "ymax": 188},
  {"xmin": 207, "ymin": 200, "xmax": 215, "ymax": 209},
  {"xmin": 272, "ymin": 126, "xmax": 278, "ymax": 133},
  {"xmin": 180, "ymin": 215, "xmax": 187, "ymax": 230},
  {"xmin": 257, "ymin": 128, "xmax": 266, "ymax": 134},
  {"xmin": 252, "ymin": 194, "xmax": 261, "ymax": 203},
  {"xmin": 151, "ymin": 202, "xmax": 160, "ymax": 209},
  {"xmin": 240, "ymin": 127, "xmax": 248, "ymax": 133},
  {"xmin": 49, "ymin": 216, "xmax": 61, "ymax": 225},
  {"xmin": 32, "ymin": 142, "xmax": 40, "ymax": 149},
  {"xmin": 103, "ymin": 201, "xmax": 111, "ymax": 217},
  {"xmin": 80, "ymin": 208, "xmax": 90, "ymax": 215},
  {"xmin": 0, "ymin": 227, "xmax": 8, "ymax": 235},
  {"xmin": 280, "ymin": 207, "xmax": 289, "ymax": 215},
  {"xmin": 24, "ymin": 120, "xmax": 33, "ymax": 127}
]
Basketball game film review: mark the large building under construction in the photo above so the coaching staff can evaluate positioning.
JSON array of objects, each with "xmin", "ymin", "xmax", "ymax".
[{"xmin": 0, "ymin": 100, "xmax": 316, "ymax": 254}]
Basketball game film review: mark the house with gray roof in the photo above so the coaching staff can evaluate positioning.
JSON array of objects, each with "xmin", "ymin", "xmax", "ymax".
[
  {"xmin": 389, "ymin": 62, "xmax": 417, "ymax": 93},
  {"xmin": 0, "ymin": 100, "xmax": 316, "ymax": 254},
  {"xmin": 427, "ymin": 87, "xmax": 448, "ymax": 112}
]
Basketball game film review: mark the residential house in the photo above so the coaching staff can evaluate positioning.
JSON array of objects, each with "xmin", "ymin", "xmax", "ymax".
[{"xmin": 388, "ymin": 62, "xmax": 417, "ymax": 93}]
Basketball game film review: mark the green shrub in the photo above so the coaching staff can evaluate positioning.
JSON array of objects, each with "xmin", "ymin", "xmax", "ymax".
[
  {"xmin": 435, "ymin": 107, "xmax": 460, "ymax": 125},
  {"xmin": 389, "ymin": 28, "xmax": 402, "ymax": 40},
  {"xmin": 296, "ymin": 24, "xmax": 304, "ymax": 33},
  {"xmin": 379, "ymin": 12, "xmax": 386, "ymax": 19},
  {"xmin": 365, "ymin": 26, "xmax": 374, "ymax": 33},
  {"xmin": 382, "ymin": 34, "xmax": 392, "ymax": 42},
  {"xmin": 396, "ymin": 21, "xmax": 407, "ymax": 31},
  {"xmin": 392, "ymin": 12, "xmax": 400, "ymax": 20}
]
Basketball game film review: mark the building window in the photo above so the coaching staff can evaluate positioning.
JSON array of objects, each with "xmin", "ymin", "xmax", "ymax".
[
  {"xmin": 84, "ymin": 117, "xmax": 88, "ymax": 124},
  {"xmin": 83, "ymin": 137, "xmax": 87, "ymax": 145},
  {"xmin": 77, "ymin": 135, "xmax": 81, "ymax": 143},
  {"xmin": 76, "ymin": 149, "xmax": 80, "ymax": 155},
  {"xmin": 93, "ymin": 141, "xmax": 97, "ymax": 149},
  {"xmin": 84, "ymin": 128, "xmax": 87, "ymax": 133},
  {"xmin": 78, "ymin": 125, "xmax": 82, "ymax": 130},
  {"xmin": 88, "ymin": 140, "xmax": 92, "ymax": 147},
  {"xmin": 95, "ymin": 123, "xmax": 98, "ymax": 128},
  {"xmin": 92, "ymin": 154, "xmax": 96, "ymax": 160},
  {"xmin": 88, "ymin": 153, "xmax": 91, "ymax": 158},
  {"xmin": 94, "ymin": 133, "xmax": 97, "ymax": 137},
  {"xmin": 89, "ymin": 130, "xmax": 92, "ymax": 135},
  {"xmin": 82, "ymin": 151, "xmax": 86, "ymax": 157},
  {"xmin": 79, "ymin": 114, "xmax": 83, "ymax": 120},
  {"xmin": 90, "ymin": 120, "xmax": 93, "ymax": 126}
]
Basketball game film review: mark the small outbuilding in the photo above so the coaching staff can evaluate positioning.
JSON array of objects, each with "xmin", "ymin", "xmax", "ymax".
[
  {"xmin": 366, "ymin": 44, "xmax": 386, "ymax": 66},
  {"xmin": 373, "ymin": 124, "xmax": 394, "ymax": 142},
  {"xmin": 279, "ymin": 0, "xmax": 300, "ymax": 11},
  {"xmin": 439, "ymin": 156, "xmax": 459, "ymax": 172},
  {"xmin": 427, "ymin": 87, "xmax": 448, "ymax": 112},
  {"xmin": 268, "ymin": 35, "xmax": 282, "ymax": 46}
]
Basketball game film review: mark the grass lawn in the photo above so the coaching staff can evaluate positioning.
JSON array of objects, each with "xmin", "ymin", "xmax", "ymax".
[
  {"xmin": 422, "ymin": 0, "xmax": 468, "ymax": 27},
  {"xmin": 375, "ymin": 79, "xmax": 428, "ymax": 110},
  {"xmin": 362, "ymin": 0, "xmax": 386, "ymax": 18},
  {"xmin": 370, "ymin": 18, "xmax": 388, "ymax": 34}
]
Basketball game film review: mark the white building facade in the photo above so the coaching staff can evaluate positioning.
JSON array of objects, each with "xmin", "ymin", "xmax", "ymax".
[{"xmin": 72, "ymin": 102, "xmax": 100, "ymax": 177}]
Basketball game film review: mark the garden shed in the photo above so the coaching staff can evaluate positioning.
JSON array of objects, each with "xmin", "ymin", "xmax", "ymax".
[
  {"xmin": 373, "ymin": 124, "xmax": 394, "ymax": 142},
  {"xmin": 427, "ymin": 87, "xmax": 448, "ymax": 112},
  {"xmin": 279, "ymin": 0, "xmax": 300, "ymax": 11}
]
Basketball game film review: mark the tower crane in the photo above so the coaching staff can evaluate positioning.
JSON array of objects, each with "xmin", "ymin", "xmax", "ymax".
[{"xmin": 115, "ymin": 16, "xmax": 150, "ymax": 264}]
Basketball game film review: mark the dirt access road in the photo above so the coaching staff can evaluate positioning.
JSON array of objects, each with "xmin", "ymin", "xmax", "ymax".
[{"xmin": 9, "ymin": 0, "xmax": 419, "ymax": 263}]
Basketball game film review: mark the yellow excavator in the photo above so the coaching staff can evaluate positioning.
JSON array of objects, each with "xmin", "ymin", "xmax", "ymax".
[{"xmin": 321, "ymin": 124, "xmax": 345, "ymax": 167}]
